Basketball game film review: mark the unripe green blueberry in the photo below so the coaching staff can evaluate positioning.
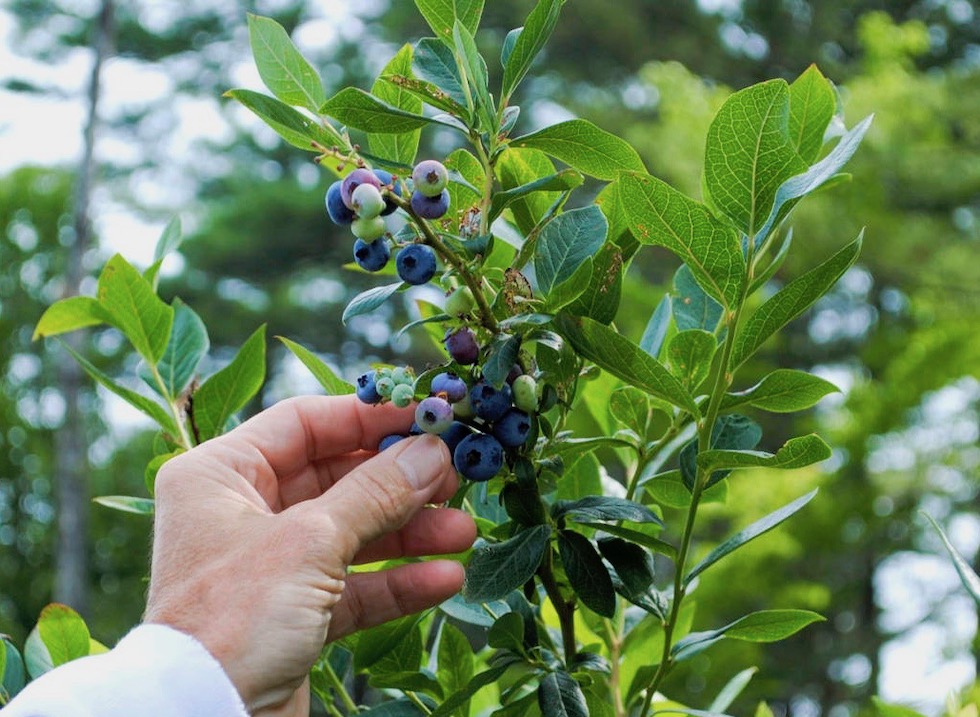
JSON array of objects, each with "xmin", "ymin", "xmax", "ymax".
[
  {"xmin": 376, "ymin": 376, "xmax": 395, "ymax": 398},
  {"xmin": 391, "ymin": 383, "xmax": 415, "ymax": 408},
  {"xmin": 453, "ymin": 391, "xmax": 475, "ymax": 418},
  {"xmin": 352, "ymin": 215, "xmax": 387, "ymax": 241},
  {"xmin": 391, "ymin": 366, "xmax": 413, "ymax": 385},
  {"xmin": 512, "ymin": 375, "xmax": 539, "ymax": 413},
  {"xmin": 446, "ymin": 286, "xmax": 476, "ymax": 317},
  {"xmin": 412, "ymin": 159, "xmax": 449, "ymax": 197},
  {"xmin": 350, "ymin": 183, "xmax": 386, "ymax": 220}
]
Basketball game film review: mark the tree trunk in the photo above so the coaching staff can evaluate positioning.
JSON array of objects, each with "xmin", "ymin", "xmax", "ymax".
[{"xmin": 53, "ymin": 0, "xmax": 114, "ymax": 616}]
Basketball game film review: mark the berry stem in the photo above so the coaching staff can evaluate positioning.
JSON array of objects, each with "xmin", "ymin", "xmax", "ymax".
[{"xmin": 538, "ymin": 546, "xmax": 577, "ymax": 666}]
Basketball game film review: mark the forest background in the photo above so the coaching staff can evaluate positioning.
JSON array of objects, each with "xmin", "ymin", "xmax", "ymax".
[{"xmin": 0, "ymin": 1, "xmax": 978, "ymax": 716}]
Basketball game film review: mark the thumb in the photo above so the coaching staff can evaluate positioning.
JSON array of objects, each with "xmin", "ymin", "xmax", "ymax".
[{"xmin": 317, "ymin": 434, "xmax": 455, "ymax": 561}]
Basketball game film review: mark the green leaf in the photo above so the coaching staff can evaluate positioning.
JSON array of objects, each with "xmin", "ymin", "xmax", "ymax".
[
  {"xmin": 145, "ymin": 450, "xmax": 182, "ymax": 496},
  {"xmin": 278, "ymin": 337, "xmax": 354, "ymax": 395},
  {"xmin": 343, "ymin": 282, "xmax": 405, "ymax": 324},
  {"xmin": 23, "ymin": 629, "xmax": 52, "ymax": 679},
  {"xmin": 731, "ymin": 235, "xmax": 862, "ymax": 368},
  {"xmin": 788, "ymin": 65, "xmax": 836, "ymax": 164},
  {"xmin": 482, "ymin": 334, "xmax": 521, "ymax": 388},
  {"xmin": 680, "ymin": 414, "xmax": 762, "ymax": 490},
  {"xmin": 321, "ymin": 88, "xmax": 437, "ymax": 134},
  {"xmin": 514, "ymin": 119, "xmax": 644, "ymax": 181},
  {"xmin": 723, "ymin": 609, "xmax": 824, "ymax": 642},
  {"xmin": 619, "ymin": 172, "xmax": 744, "ymax": 310},
  {"xmin": 597, "ymin": 537, "xmax": 655, "ymax": 601},
  {"xmin": 534, "ymin": 206, "xmax": 608, "ymax": 297},
  {"xmin": 415, "ymin": 0, "xmax": 484, "ymax": 42},
  {"xmin": 558, "ymin": 530, "xmax": 615, "ymax": 617},
  {"xmin": 566, "ymin": 242, "xmax": 624, "ymax": 324},
  {"xmin": 672, "ymin": 264, "xmax": 723, "ymax": 333},
  {"xmin": 702, "ymin": 79, "xmax": 807, "ymax": 236},
  {"xmin": 2, "ymin": 637, "xmax": 26, "ymax": 701},
  {"xmin": 153, "ymin": 216, "xmax": 182, "ymax": 264},
  {"xmin": 36, "ymin": 604, "xmax": 90, "ymax": 668},
  {"xmin": 609, "ymin": 386, "xmax": 652, "ymax": 436},
  {"xmin": 354, "ymin": 615, "xmax": 422, "ymax": 672},
  {"xmin": 685, "ymin": 489, "xmax": 818, "ymax": 584},
  {"xmin": 93, "ymin": 495, "xmax": 155, "ymax": 515},
  {"xmin": 754, "ymin": 115, "xmax": 873, "ymax": 244},
  {"xmin": 369, "ymin": 671, "xmax": 443, "ymax": 697},
  {"xmin": 247, "ymin": 14, "xmax": 325, "ymax": 112},
  {"xmin": 371, "ymin": 45, "xmax": 423, "ymax": 167},
  {"xmin": 431, "ymin": 663, "xmax": 511, "ymax": 717},
  {"xmin": 666, "ymin": 329, "xmax": 716, "ymax": 391},
  {"xmin": 438, "ymin": 593, "xmax": 510, "ymax": 627},
  {"xmin": 582, "ymin": 523, "xmax": 676, "ymax": 561},
  {"xmin": 144, "ymin": 299, "xmax": 209, "ymax": 399},
  {"xmin": 872, "ymin": 698, "xmax": 929, "ymax": 717},
  {"xmin": 538, "ymin": 670, "xmax": 589, "ymax": 717},
  {"xmin": 642, "ymin": 470, "xmax": 728, "ymax": 510},
  {"xmin": 496, "ymin": 148, "xmax": 559, "ymax": 235},
  {"xmin": 721, "ymin": 368, "xmax": 838, "ymax": 413},
  {"xmin": 414, "ymin": 38, "xmax": 468, "ymax": 107},
  {"xmin": 555, "ymin": 314, "xmax": 698, "ymax": 415},
  {"xmin": 225, "ymin": 88, "xmax": 343, "ymax": 152},
  {"xmin": 698, "ymin": 434, "xmax": 832, "ymax": 474},
  {"xmin": 923, "ymin": 513, "xmax": 980, "ymax": 606},
  {"xmin": 96, "ymin": 254, "xmax": 174, "ymax": 364},
  {"xmin": 32, "ymin": 296, "xmax": 111, "ymax": 340},
  {"xmin": 372, "ymin": 622, "xmax": 424, "ymax": 676},
  {"xmin": 463, "ymin": 525, "xmax": 552, "ymax": 602},
  {"xmin": 488, "ymin": 612, "xmax": 525, "ymax": 652},
  {"xmin": 381, "ymin": 74, "xmax": 469, "ymax": 121},
  {"xmin": 639, "ymin": 294, "xmax": 671, "ymax": 358},
  {"xmin": 749, "ymin": 228, "xmax": 793, "ymax": 294},
  {"xmin": 453, "ymin": 21, "xmax": 494, "ymax": 128},
  {"xmin": 193, "ymin": 325, "xmax": 267, "ymax": 441},
  {"xmin": 438, "ymin": 622, "xmax": 475, "ymax": 711},
  {"xmin": 489, "ymin": 169, "xmax": 584, "ymax": 223},
  {"xmin": 359, "ymin": 700, "xmax": 428, "ymax": 717},
  {"xmin": 445, "ymin": 147, "xmax": 485, "ymax": 216},
  {"xmin": 555, "ymin": 496, "xmax": 663, "ymax": 525},
  {"xmin": 545, "ymin": 258, "xmax": 592, "ymax": 312},
  {"xmin": 501, "ymin": 0, "xmax": 566, "ymax": 100},
  {"xmin": 61, "ymin": 342, "xmax": 178, "ymax": 436},
  {"xmin": 556, "ymin": 452, "xmax": 602, "ymax": 502},
  {"xmin": 709, "ymin": 667, "xmax": 758, "ymax": 714}
]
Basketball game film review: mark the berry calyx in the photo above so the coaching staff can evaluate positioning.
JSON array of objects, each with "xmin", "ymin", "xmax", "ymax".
[
  {"xmin": 415, "ymin": 396, "xmax": 454, "ymax": 434},
  {"xmin": 453, "ymin": 433, "xmax": 504, "ymax": 482},
  {"xmin": 412, "ymin": 159, "xmax": 449, "ymax": 197},
  {"xmin": 353, "ymin": 238, "xmax": 390, "ymax": 272},
  {"xmin": 396, "ymin": 244, "xmax": 437, "ymax": 285},
  {"xmin": 326, "ymin": 181, "xmax": 355, "ymax": 226}
]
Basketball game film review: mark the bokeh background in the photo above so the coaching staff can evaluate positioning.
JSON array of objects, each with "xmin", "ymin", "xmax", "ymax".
[{"xmin": 1, "ymin": 1, "xmax": 978, "ymax": 715}]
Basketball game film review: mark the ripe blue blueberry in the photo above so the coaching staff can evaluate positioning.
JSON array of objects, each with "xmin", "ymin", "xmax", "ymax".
[
  {"xmin": 341, "ymin": 168, "xmax": 382, "ymax": 209},
  {"xmin": 409, "ymin": 422, "xmax": 424, "ymax": 435},
  {"xmin": 444, "ymin": 327, "xmax": 479, "ymax": 365},
  {"xmin": 353, "ymin": 238, "xmax": 390, "ymax": 272},
  {"xmin": 440, "ymin": 421, "xmax": 473, "ymax": 455},
  {"xmin": 415, "ymin": 396, "xmax": 454, "ymax": 434},
  {"xmin": 412, "ymin": 159, "xmax": 449, "ymax": 197},
  {"xmin": 469, "ymin": 381, "xmax": 513, "ymax": 422},
  {"xmin": 373, "ymin": 169, "xmax": 401, "ymax": 216},
  {"xmin": 431, "ymin": 372, "xmax": 468, "ymax": 403},
  {"xmin": 378, "ymin": 434, "xmax": 405, "ymax": 451},
  {"xmin": 355, "ymin": 370, "xmax": 382, "ymax": 404},
  {"xmin": 396, "ymin": 244, "xmax": 437, "ymax": 285},
  {"xmin": 493, "ymin": 408, "xmax": 532, "ymax": 448},
  {"xmin": 411, "ymin": 189, "xmax": 450, "ymax": 219},
  {"xmin": 326, "ymin": 181, "xmax": 355, "ymax": 225},
  {"xmin": 453, "ymin": 433, "xmax": 504, "ymax": 482}
]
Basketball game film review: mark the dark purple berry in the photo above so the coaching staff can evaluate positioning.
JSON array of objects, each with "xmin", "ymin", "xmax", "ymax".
[
  {"xmin": 469, "ymin": 381, "xmax": 513, "ymax": 423},
  {"xmin": 506, "ymin": 364, "xmax": 523, "ymax": 385},
  {"xmin": 440, "ymin": 421, "xmax": 473, "ymax": 455},
  {"xmin": 378, "ymin": 434, "xmax": 406, "ymax": 451},
  {"xmin": 396, "ymin": 244, "xmax": 437, "ymax": 285},
  {"xmin": 373, "ymin": 169, "xmax": 401, "ymax": 216},
  {"xmin": 493, "ymin": 409, "xmax": 532, "ymax": 448},
  {"xmin": 341, "ymin": 168, "xmax": 382, "ymax": 209},
  {"xmin": 453, "ymin": 433, "xmax": 504, "ymax": 482},
  {"xmin": 326, "ymin": 181, "xmax": 355, "ymax": 225},
  {"xmin": 411, "ymin": 189, "xmax": 450, "ymax": 219},
  {"xmin": 431, "ymin": 372, "xmax": 468, "ymax": 403},
  {"xmin": 415, "ymin": 396, "xmax": 454, "ymax": 434},
  {"xmin": 444, "ymin": 327, "xmax": 479, "ymax": 365},
  {"xmin": 356, "ymin": 370, "xmax": 382, "ymax": 405},
  {"xmin": 353, "ymin": 238, "xmax": 390, "ymax": 272}
]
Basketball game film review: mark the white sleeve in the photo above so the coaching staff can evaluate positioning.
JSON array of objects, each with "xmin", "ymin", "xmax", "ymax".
[{"xmin": 2, "ymin": 623, "xmax": 249, "ymax": 717}]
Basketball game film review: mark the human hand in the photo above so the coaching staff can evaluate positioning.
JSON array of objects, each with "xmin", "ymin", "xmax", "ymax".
[{"xmin": 143, "ymin": 395, "xmax": 476, "ymax": 715}]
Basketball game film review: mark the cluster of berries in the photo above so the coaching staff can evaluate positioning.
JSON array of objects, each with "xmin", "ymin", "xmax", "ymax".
[
  {"xmin": 324, "ymin": 160, "xmax": 452, "ymax": 286},
  {"xmin": 356, "ymin": 327, "xmax": 541, "ymax": 482},
  {"xmin": 354, "ymin": 365, "xmax": 416, "ymax": 408}
]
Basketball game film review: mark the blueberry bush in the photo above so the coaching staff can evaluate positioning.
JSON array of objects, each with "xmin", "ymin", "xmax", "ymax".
[{"xmin": 6, "ymin": 0, "xmax": 913, "ymax": 714}]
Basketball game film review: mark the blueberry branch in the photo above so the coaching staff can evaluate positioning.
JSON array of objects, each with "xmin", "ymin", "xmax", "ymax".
[{"xmin": 537, "ymin": 546, "xmax": 577, "ymax": 665}]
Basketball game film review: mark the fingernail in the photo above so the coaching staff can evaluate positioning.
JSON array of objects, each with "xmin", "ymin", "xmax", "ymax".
[{"xmin": 396, "ymin": 435, "xmax": 446, "ymax": 490}]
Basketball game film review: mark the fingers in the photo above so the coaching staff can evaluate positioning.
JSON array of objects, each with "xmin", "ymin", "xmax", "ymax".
[
  {"xmin": 352, "ymin": 507, "xmax": 476, "ymax": 565},
  {"xmin": 311, "ymin": 435, "xmax": 457, "ymax": 562},
  {"xmin": 326, "ymin": 560, "xmax": 465, "ymax": 642}
]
